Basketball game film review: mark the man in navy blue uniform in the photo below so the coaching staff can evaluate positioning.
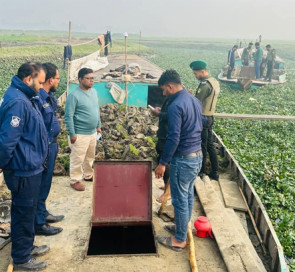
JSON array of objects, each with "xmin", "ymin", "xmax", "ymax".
[
  {"xmin": 155, "ymin": 70, "xmax": 203, "ymax": 251},
  {"xmin": 0, "ymin": 62, "xmax": 49, "ymax": 270},
  {"xmin": 35, "ymin": 63, "xmax": 64, "ymax": 236}
]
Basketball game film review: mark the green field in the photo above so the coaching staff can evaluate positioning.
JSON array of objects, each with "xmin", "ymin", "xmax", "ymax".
[
  {"xmin": 0, "ymin": 30, "xmax": 149, "ymax": 97},
  {"xmin": 0, "ymin": 31, "xmax": 294, "ymax": 270}
]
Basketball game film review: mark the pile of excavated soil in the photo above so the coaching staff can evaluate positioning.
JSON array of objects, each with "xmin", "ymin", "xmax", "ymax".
[
  {"xmin": 54, "ymin": 104, "xmax": 159, "ymax": 176},
  {"xmin": 96, "ymin": 104, "xmax": 158, "ymax": 164}
]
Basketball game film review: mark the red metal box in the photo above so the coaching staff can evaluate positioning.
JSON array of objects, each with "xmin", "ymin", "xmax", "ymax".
[
  {"xmin": 87, "ymin": 161, "xmax": 157, "ymax": 256},
  {"xmin": 92, "ymin": 160, "xmax": 152, "ymax": 225}
]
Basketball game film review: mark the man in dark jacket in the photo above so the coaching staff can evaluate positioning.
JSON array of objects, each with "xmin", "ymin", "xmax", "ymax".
[
  {"xmin": 0, "ymin": 62, "xmax": 49, "ymax": 270},
  {"xmin": 254, "ymin": 42, "xmax": 263, "ymax": 79},
  {"xmin": 155, "ymin": 70, "xmax": 203, "ymax": 251},
  {"xmin": 35, "ymin": 63, "xmax": 64, "ymax": 236},
  {"xmin": 227, "ymin": 45, "xmax": 238, "ymax": 79},
  {"xmin": 150, "ymin": 98, "xmax": 171, "ymax": 203},
  {"xmin": 264, "ymin": 44, "xmax": 276, "ymax": 82}
]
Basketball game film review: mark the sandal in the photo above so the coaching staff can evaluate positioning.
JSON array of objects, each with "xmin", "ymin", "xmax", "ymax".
[
  {"xmin": 164, "ymin": 225, "xmax": 176, "ymax": 235},
  {"xmin": 156, "ymin": 236, "xmax": 184, "ymax": 252}
]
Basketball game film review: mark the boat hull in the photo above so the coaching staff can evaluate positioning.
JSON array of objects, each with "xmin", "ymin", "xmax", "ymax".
[{"xmin": 213, "ymin": 131, "xmax": 289, "ymax": 272}]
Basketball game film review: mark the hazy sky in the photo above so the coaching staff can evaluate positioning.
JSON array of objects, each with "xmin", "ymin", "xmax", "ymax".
[{"xmin": 0, "ymin": 0, "xmax": 294, "ymax": 40}]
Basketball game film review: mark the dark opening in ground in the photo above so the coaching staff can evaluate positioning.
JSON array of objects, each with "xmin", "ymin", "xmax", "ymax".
[{"xmin": 87, "ymin": 224, "xmax": 157, "ymax": 256}]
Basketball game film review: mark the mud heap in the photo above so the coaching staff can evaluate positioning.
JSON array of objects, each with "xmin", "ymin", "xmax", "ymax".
[
  {"xmin": 55, "ymin": 104, "xmax": 159, "ymax": 175},
  {"xmin": 96, "ymin": 104, "xmax": 158, "ymax": 164}
]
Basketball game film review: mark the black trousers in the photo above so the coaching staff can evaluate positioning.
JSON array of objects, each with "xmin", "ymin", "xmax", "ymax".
[
  {"xmin": 265, "ymin": 61, "xmax": 274, "ymax": 80},
  {"xmin": 156, "ymin": 141, "xmax": 170, "ymax": 184},
  {"xmin": 35, "ymin": 142, "xmax": 58, "ymax": 228},
  {"xmin": 200, "ymin": 116, "xmax": 218, "ymax": 174},
  {"xmin": 227, "ymin": 66, "xmax": 234, "ymax": 79},
  {"xmin": 4, "ymin": 171, "xmax": 42, "ymax": 264}
]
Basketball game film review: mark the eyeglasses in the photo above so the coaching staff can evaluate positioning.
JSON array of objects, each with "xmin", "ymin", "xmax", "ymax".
[{"xmin": 83, "ymin": 77, "xmax": 94, "ymax": 80}]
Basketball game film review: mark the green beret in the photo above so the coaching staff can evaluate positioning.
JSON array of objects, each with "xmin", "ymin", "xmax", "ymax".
[{"xmin": 190, "ymin": 60, "xmax": 207, "ymax": 70}]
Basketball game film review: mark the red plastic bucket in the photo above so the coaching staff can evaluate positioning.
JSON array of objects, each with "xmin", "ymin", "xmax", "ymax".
[{"xmin": 194, "ymin": 216, "xmax": 213, "ymax": 238}]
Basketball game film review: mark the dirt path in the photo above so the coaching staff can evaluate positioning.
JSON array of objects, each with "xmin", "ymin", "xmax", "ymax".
[{"xmin": 0, "ymin": 175, "xmax": 226, "ymax": 272}]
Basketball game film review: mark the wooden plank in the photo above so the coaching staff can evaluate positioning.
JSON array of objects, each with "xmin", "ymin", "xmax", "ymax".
[
  {"xmin": 219, "ymin": 179, "xmax": 247, "ymax": 211},
  {"xmin": 235, "ymin": 211, "xmax": 248, "ymax": 234},
  {"xmin": 211, "ymin": 176, "xmax": 248, "ymax": 233},
  {"xmin": 214, "ymin": 112, "xmax": 295, "ymax": 121},
  {"xmin": 195, "ymin": 176, "xmax": 266, "ymax": 272}
]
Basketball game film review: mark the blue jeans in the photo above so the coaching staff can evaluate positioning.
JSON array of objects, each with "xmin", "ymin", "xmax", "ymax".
[
  {"xmin": 255, "ymin": 60, "xmax": 262, "ymax": 79},
  {"xmin": 35, "ymin": 142, "xmax": 58, "ymax": 228},
  {"xmin": 169, "ymin": 154, "xmax": 203, "ymax": 242}
]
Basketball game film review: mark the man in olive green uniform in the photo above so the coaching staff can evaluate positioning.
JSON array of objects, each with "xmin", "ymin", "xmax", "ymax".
[
  {"xmin": 265, "ymin": 44, "xmax": 276, "ymax": 82},
  {"xmin": 190, "ymin": 60, "xmax": 220, "ymax": 180}
]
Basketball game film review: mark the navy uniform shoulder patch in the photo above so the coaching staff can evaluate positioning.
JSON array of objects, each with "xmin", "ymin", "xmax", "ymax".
[
  {"xmin": 43, "ymin": 103, "xmax": 50, "ymax": 109},
  {"xmin": 10, "ymin": 116, "xmax": 21, "ymax": 127}
]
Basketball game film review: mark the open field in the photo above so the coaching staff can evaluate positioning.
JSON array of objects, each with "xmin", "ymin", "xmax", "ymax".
[
  {"xmin": 0, "ymin": 30, "xmax": 150, "ymax": 98},
  {"xmin": 0, "ymin": 31, "xmax": 294, "ymax": 270}
]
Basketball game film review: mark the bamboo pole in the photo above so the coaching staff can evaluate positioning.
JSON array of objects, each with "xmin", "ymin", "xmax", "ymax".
[
  {"xmin": 6, "ymin": 264, "xmax": 13, "ymax": 272},
  {"xmin": 66, "ymin": 21, "xmax": 72, "ymax": 96},
  {"xmin": 68, "ymin": 21, "xmax": 72, "ymax": 45},
  {"xmin": 214, "ymin": 112, "xmax": 295, "ymax": 121},
  {"xmin": 66, "ymin": 60, "xmax": 71, "ymax": 96},
  {"xmin": 6, "ymin": 258, "xmax": 13, "ymax": 272},
  {"xmin": 239, "ymin": 187, "xmax": 267, "ymax": 255},
  {"xmin": 124, "ymin": 33, "xmax": 128, "ymax": 112},
  {"xmin": 187, "ymin": 221, "xmax": 198, "ymax": 272},
  {"xmin": 138, "ymin": 31, "xmax": 141, "ymax": 55},
  {"xmin": 157, "ymin": 181, "xmax": 170, "ymax": 215}
]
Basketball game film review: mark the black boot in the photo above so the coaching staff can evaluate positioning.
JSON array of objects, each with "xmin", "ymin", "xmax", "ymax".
[
  {"xmin": 35, "ymin": 224, "xmax": 63, "ymax": 236},
  {"xmin": 31, "ymin": 245, "xmax": 50, "ymax": 256},
  {"xmin": 14, "ymin": 258, "xmax": 47, "ymax": 271},
  {"xmin": 209, "ymin": 172, "xmax": 219, "ymax": 181},
  {"xmin": 45, "ymin": 214, "xmax": 64, "ymax": 223}
]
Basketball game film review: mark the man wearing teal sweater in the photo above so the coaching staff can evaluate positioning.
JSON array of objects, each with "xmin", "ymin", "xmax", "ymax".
[{"xmin": 65, "ymin": 68, "xmax": 101, "ymax": 191}]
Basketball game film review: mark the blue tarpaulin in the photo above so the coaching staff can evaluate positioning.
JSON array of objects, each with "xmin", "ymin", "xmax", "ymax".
[{"xmin": 69, "ymin": 82, "xmax": 155, "ymax": 107}]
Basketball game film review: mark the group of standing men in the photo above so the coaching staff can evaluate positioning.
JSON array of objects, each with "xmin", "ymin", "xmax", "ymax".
[
  {"xmin": 0, "ymin": 62, "xmax": 64, "ymax": 270},
  {"xmin": 0, "ymin": 58, "xmax": 219, "ymax": 266},
  {"xmin": 0, "ymin": 61, "xmax": 100, "ymax": 270},
  {"xmin": 227, "ymin": 42, "xmax": 276, "ymax": 81},
  {"xmin": 153, "ymin": 61, "xmax": 220, "ymax": 251}
]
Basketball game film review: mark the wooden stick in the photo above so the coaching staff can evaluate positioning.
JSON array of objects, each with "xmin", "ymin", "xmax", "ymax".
[
  {"xmin": 6, "ymin": 264, "xmax": 13, "ymax": 272},
  {"xmin": 157, "ymin": 181, "xmax": 170, "ymax": 215},
  {"xmin": 214, "ymin": 112, "xmax": 295, "ymax": 121},
  {"xmin": 7, "ymin": 258, "xmax": 13, "ymax": 272},
  {"xmin": 187, "ymin": 221, "xmax": 198, "ymax": 272},
  {"xmin": 239, "ymin": 187, "xmax": 267, "ymax": 255}
]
